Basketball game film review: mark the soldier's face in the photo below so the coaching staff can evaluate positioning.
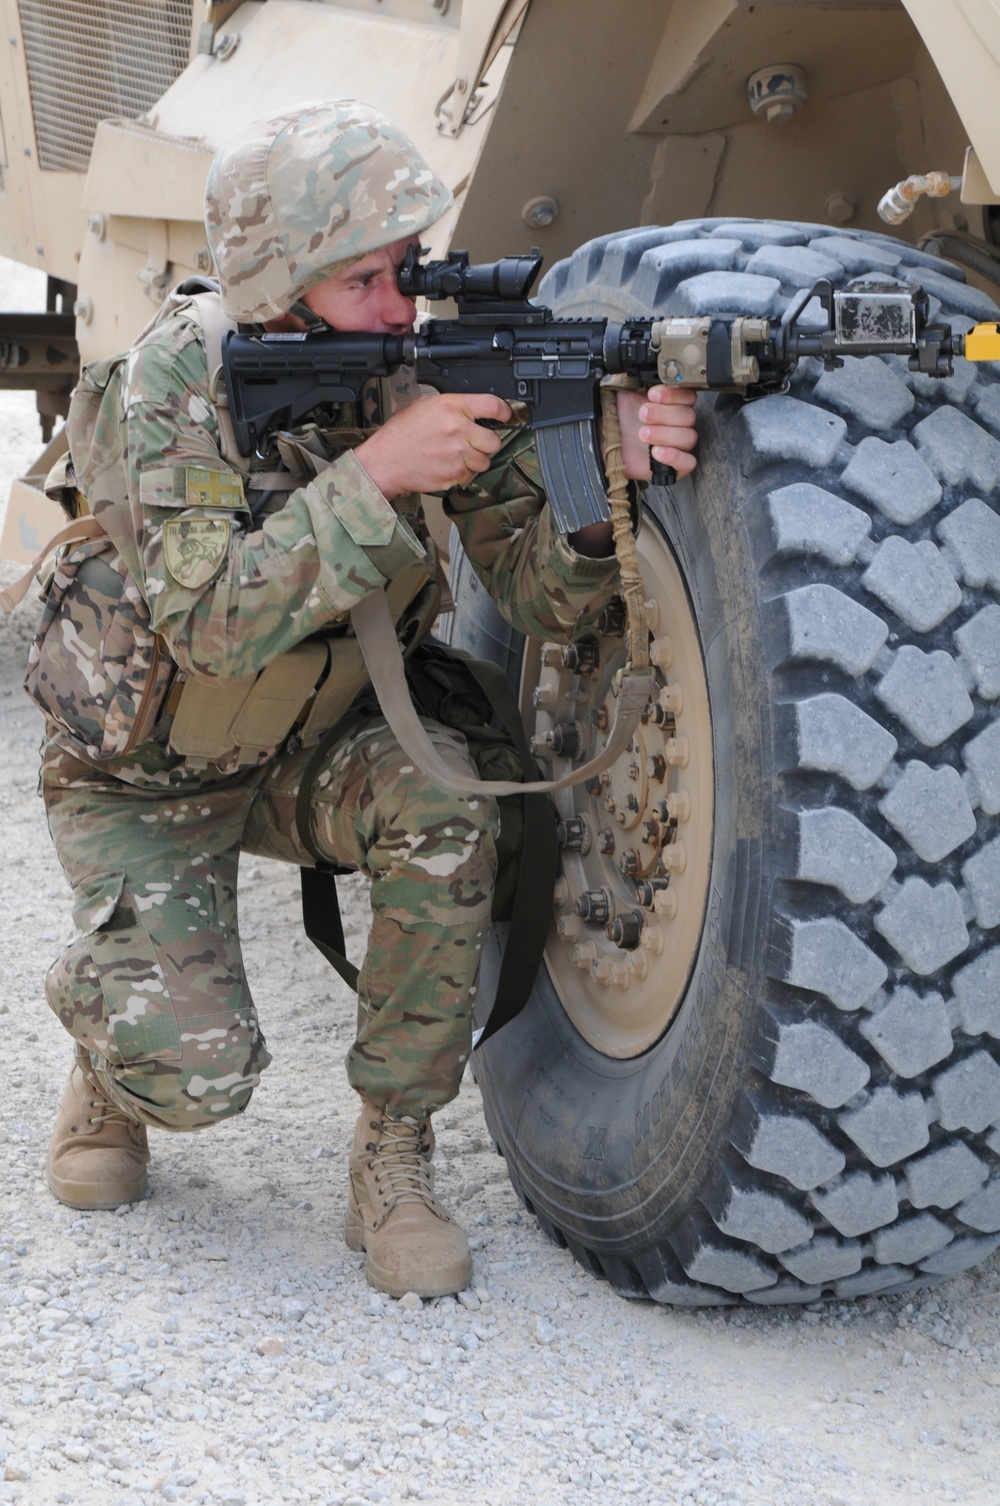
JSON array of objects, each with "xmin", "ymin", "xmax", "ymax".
[{"xmin": 300, "ymin": 235, "xmax": 421, "ymax": 334}]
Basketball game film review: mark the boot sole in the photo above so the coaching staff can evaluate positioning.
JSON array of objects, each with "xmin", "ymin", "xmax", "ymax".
[
  {"xmin": 46, "ymin": 1163, "xmax": 147, "ymax": 1211},
  {"xmin": 344, "ymin": 1207, "xmax": 472, "ymax": 1299}
]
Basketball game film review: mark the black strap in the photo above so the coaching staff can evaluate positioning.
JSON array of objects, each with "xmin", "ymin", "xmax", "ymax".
[
  {"xmin": 295, "ymin": 719, "xmax": 359, "ymax": 993},
  {"xmin": 437, "ymin": 647, "xmax": 559, "ymax": 1048},
  {"xmin": 300, "ymin": 865, "xmax": 358, "ymax": 992},
  {"xmin": 291, "ymin": 650, "xmax": 559, "ymax": 1044}
]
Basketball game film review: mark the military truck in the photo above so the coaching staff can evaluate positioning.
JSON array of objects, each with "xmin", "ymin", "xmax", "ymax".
[{"xmin": 2, "ymin": 0, "xmax": 1000, "ymax": 1308}]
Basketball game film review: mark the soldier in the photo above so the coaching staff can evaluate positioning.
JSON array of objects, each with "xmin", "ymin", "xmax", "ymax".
[{"xmin": 36, "ymin": 100, "xmax": 698, "ymax": 1298}]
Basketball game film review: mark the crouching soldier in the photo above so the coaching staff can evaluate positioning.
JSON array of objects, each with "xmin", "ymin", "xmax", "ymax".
[{"xmin": 31, "ymin": 100, "xmax": 698, "ymax": 1297}]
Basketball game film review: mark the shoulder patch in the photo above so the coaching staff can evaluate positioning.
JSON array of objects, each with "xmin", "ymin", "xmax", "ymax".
[
  {"xmin": 163, "ymin": 517, "xmax": 231, "ymax": 589},
  {"xmin": 185, "ymin": 466, "xmax": 246, "ymax": 510}
]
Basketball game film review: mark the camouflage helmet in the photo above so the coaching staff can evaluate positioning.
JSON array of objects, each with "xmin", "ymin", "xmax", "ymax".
[{"xmin": 204, "ymin": 99, "xmax": 453, "ymax": 322}]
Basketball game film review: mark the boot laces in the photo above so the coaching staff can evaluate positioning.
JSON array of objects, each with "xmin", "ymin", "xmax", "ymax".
[
  {"xmin": 86, "ymin": 1091, "xmax": 140, "ymax": 1137},
  {"xmin": 367, "ymin": 1115, "xmax": 434, "ymax": 1207}
]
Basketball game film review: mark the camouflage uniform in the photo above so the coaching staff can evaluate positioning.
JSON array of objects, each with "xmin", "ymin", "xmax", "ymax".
[{"xmin": 36, "ymin": 102, "xmax": 619, "ymax": 1133}]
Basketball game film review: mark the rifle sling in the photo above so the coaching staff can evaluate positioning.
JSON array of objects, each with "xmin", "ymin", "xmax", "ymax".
[{"xmin": 350, "ymin": 587, "xmax": 656, "ymax": 797}]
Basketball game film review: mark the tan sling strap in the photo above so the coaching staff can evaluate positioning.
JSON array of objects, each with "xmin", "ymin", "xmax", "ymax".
[
  {"xmin": 351, "ymin": 586, "xmax": 656, "ymax": 796},
  {"xmin": 347, "ymin": 376, "xmax": 658, "ymax": 798},
  {"xmin": 0, "ymin": 516, "xmax": 107, "ymax": 614}
]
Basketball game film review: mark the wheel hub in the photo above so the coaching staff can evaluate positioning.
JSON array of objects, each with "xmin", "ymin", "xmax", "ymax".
[{"xmin": 522, "ymin": 520, "xmax": 714, "ymax": 1059}]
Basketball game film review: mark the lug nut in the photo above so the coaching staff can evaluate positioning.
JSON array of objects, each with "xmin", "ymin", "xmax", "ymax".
[
  {"xmin": 556, "ymin": 816, "xmax": 591, "ymax": 853},
  {"xmin": 572, "ymin": 939, "xmax": 598, "ymax": 967},
  {"xmin": 561, "ymin": 639, "xmax": 599, "ymax": 675},
  {"xmin": 646, "ymin": 754, "xmax": 666, "ymax": 781},
  {"xmin": 619, "ymin": 849, "xmax": 642, "ymax": 877},
  {"xmin": 660, "ymin": 683, "xmax": 684, "ymax": 717},
  {"xmin": 531, "ymin": 721, "xmax": 582, "ymax": 758},
  {"xmin": 590, "ymin": 705, "xmax": 609, "ymax": 732},
  {"xmin": 641, "ymin": 820, "xmax": 661, "ymax": 848},
  {"xmin": 652, "ymin": 888, "xmax": 679, "ymax": 919},
  {"xmin": 628, "ymin": 949, "xmax": 649, "ymax": 980},
  {"xmin": 664, "ymin": 736, "xmax": 690, "ymax": 767},
  {"xmin": 584, "ymin": 775, "xmax": 604, "ymax": 796},
  {"xmin": 596, "ymin": 599, "xmax": 626, "ymax": 636},
  {"xmin": 649, "ymin": 635, "xmax": 673, "ymax": 669},
  {"xmin": 597, "ymin": 828, "xmax": 616, "ymax": 855},
  {"xmin": 557, "ymin": 914, "xmax": 582, "ymax": 942},
  {"xmin": 666, "ymin": 790, "xmax": 691, "ymax": 822},
  {"xmin": 532, "ymin": 683, "xmax": 555, "ymax": 709},
  {"xmin": 661, "ymin": 841, "xmax": 687, "ymax": 873},
  {"xmin": 606, "ymin": 910, "xmax": 644, "ymax": 950},
  {"xmin": 573, "ymin": 888, "xmax": 613, "ymax": 924},
  {"xmin": 635, "ymin": 878, "xmax": 670, "ymax": 908},
  {"xmin": 642, "ymin": 923, "xmax": 665, "ymax": 956}
]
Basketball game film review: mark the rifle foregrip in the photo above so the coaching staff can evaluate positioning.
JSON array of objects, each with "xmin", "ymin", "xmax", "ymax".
[
  {"xmin": 534, "ymin": 420, "xmax": 612, "ymax": 535},
  {"xmin": 650, "ymin": 454, "xmax": 677, "ymax": 486}
]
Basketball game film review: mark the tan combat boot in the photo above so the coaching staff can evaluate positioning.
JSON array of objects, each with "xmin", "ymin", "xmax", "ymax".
[
  {"xmin": 346, "ymin": 1099, "xmax": 472, "ymax": 1299},
  {"xmin": 46, "ymin": 1050, "xmax": 149, "ymax": 1210}
]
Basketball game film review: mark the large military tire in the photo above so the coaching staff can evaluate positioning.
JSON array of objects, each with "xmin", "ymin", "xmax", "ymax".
[{"xmin": 448, "ymin": 219, "xmax": 1000, "ymax": 1305}]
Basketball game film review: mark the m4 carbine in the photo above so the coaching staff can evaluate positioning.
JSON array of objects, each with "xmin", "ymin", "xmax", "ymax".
[{"xmin": 221, "ymin": 246, "xmax": 1000, "ymax": 535}]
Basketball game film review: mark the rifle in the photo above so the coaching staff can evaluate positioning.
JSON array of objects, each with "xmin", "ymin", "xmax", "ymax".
[{"xmin": 220, "ymin": 245, "xmax": 1000, "ymax": 535}]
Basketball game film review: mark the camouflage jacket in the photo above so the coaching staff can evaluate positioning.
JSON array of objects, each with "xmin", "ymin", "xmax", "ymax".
[{"xmin": 30, "ymin": 300, "xmax": 620, "ymax": 789}]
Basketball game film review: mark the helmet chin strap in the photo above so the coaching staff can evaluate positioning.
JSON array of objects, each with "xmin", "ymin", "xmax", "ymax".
[{"xmin": 287, "ymin": 298, "xmax": 328, "ymax": 331}]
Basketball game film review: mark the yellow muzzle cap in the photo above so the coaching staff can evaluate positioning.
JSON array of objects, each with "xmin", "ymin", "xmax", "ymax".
[{"xmin": 964, "ymin": 322, "xmax": 1000, "ymax": 361}]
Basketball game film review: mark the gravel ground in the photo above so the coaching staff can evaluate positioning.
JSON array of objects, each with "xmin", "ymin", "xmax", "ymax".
[{"xmin": 2, "ymin": 254, "xmax": 1000, "ymax": 1506}]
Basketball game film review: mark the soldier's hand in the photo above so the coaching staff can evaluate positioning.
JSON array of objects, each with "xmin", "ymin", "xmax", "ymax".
[
  {"xmin": 616, "ymin": 385, "xmax": 698, "ymax": 482},
  {"xmin": 355, "ymin": 392, "xmax": 514, "ymax": 498}
]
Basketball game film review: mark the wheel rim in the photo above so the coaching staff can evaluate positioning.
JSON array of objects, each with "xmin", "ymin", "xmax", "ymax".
[{"xmin": 522, "ymin": 512, "xmax": 715, "ymax": 1058}]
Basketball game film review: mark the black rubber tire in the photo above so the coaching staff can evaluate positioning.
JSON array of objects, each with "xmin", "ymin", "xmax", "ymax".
[{"xmin": 448, "ymin": 219, "xmax": 1000, "ymax": 1305}]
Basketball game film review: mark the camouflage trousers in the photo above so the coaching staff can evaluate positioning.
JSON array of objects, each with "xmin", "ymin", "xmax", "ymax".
[{"xmin": 42, "ymin": 716, "xmax": 498, "ymax": 1130}]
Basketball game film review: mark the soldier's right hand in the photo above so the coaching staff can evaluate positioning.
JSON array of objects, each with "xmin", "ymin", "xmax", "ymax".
[{"xmin": 354, "ymin": 392, "xmax": 513, "ymax": 498}]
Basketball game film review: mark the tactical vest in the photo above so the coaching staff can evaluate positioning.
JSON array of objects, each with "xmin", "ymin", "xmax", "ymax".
[{"xmin": 22, "ymin": 282, "xmax": 439, "ymax": 768}]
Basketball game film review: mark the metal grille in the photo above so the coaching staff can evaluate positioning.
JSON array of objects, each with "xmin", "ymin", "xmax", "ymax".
[{"xmin": 18, "ymin": 0, "xmax": 193, "ymax": 172}]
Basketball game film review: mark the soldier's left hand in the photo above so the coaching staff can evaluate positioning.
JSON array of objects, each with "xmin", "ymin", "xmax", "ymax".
[{"xmin": 616, "ymin": 385, "xmax": 698, "ymax": 482}]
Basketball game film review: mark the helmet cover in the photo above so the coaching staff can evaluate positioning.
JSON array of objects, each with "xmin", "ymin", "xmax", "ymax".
[{"xmin": 205, "ymin": 99, "xmax": 453, "ymax": 321}]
